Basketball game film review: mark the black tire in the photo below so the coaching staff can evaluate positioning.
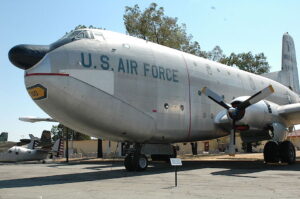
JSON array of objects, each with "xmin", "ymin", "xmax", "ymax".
[
  {"xmin": 124, "ymin": 154, "xmax": 135, "ymax": 171},
  {"xmin": 279, "ymin": 141, "xmax": 296, "ymax": 164},
  {"xmin": 134, "ymin": 154, "xmax": 148, "ymax": 171},
  {"xmin": 264, "ymin": 141, "xmax": 280, "ymax": 163}
]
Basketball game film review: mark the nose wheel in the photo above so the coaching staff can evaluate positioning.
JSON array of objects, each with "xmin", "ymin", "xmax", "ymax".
[
  {"xmin": 124, "ymin": 144, "xmax": 148, "ymax": 171},
  {"xmin": 124, "ymin": 153, "xmax": 148, "ymax": 171}
]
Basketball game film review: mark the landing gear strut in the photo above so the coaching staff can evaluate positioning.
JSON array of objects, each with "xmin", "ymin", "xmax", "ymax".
[
  {"xmin": 124, "ymin": 144, "xmax": 148, "ymax": 171},
  {"xmin": 263, "ymin": 140, "xmax": 296, "ymax": 164}
]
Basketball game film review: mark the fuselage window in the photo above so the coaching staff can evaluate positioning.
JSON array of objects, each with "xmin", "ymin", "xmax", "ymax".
[
  {"xmin": 8, "ymin": 150, "xmax": 12, "ymax": 153},
  {"xmin": 15, "ymin": 151, "xmax": 19, "ymax": 155},
  {"xmin": 180, "ymin": 105, "xmax": 184, "ymax": 111},
  {"xmin": 248, "ymin": 76, "xmax": 256, "ymax": 90},
  {"xmin": 164, "ymin": 103, "xmax": 169, "ymax": 109},
  {"xmin": 206, "ymin": 65, "xmax": 213, "ymax": 75}
]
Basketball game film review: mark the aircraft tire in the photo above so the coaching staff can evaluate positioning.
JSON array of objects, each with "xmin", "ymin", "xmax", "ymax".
[
  {"xmin": 134, "ymin": 154, "xmax": 148, "ymax": 171},
  {"xmin": 125, "ymin": 154, "xmax": 148, "ymax": 171},
  {"xmin": 279, "ymin": 141, "xmax": 296, "ymax": 164},
  {"xmin": 124, "ymin": 154, "xmax": 135, "ymax": 171},
  {"xmin": 263, "ymin": 141, "xmax": 280, "ymax": 163}
]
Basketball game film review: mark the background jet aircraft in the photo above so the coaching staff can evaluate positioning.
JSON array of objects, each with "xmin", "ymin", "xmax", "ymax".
[
  {"xmin": 8, "ymin": 29, "xmax": 300, "ymax": 171},
  {"xmin": 0, "ymin": 131, "xmax": 50, "ymax": 154},
  {"xmin": 0, "ymin": 136, "xmax": 63, "ymax": 162}
]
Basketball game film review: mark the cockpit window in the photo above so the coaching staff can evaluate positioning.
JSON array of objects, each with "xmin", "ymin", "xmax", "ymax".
[
  {"xmin": 93, "ymin": 32, "xmax": 105, "ymax": 41},
  {"xmin": 50, "ymin": 30, "xmax": 93, "ymax": 51},
  {"xmin": 75, "ymin": 32, "xmax": 85, "ymax": 39},
  {"xmin": 60, "ymin": 30, "xmax": 93, "ymax": 41}
]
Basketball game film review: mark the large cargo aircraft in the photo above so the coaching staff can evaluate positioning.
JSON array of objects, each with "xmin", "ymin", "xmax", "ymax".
[{"xmin": 8, "ymin": 29, "xmax": 300, "ymax": 171}]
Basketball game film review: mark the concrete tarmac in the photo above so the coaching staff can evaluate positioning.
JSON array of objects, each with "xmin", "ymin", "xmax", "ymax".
[{"xmin": 0, "ymin": 154, "xmax": 300, "ymax": 199}]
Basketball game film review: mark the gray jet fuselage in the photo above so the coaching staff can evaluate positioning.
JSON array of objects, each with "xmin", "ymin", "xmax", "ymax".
[{"xmin": 24, "ymin": 29, "xmax": 300, "ymax": 144}]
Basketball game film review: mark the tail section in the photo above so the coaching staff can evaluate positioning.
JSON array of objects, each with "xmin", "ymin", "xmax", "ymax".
[
  {"xmin": 29, "ymin": 134, "xmax": 38, "ymax": 140},
  {"xmin": 262, "ymin": 33, "xmax": 299, "ymax": 94},
  {"xmin": 281, "ymin": 33, "xmax": 299, "ymax": 93},
  {"xmin": 52, "ymin": 139, "xmax": 64, "ymax": 157},
  {"xmin": 0, "ymin": 132, "xmax": 8, "ymax": 142},
  {"xmin": 27, "ymin": 140, "xmax": 39, "ymax": 149},
  {"xmin": 40, "ymin": 130, "xmax": 52, "ymax": 147}
]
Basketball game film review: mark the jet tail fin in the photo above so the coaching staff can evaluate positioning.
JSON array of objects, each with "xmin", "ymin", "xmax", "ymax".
[
  {"xmin": 52, "ymin": 139, "xmax": 64, "ymax": 157},
  {"xmin": 262, "ymin": 33, "xmax": 299, "ymax": 94},
  {"xmin": 27, "ymin": 140, "xmax": 39, "ymax": 149},
  {"xmin": 0, "ymin": 132, "xmax": 8, "ymax": 142}
]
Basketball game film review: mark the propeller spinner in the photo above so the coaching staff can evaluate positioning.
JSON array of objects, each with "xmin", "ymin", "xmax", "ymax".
[{"xmin": 201, "ymin": 85, "xmax": 274, "ymax": 156}]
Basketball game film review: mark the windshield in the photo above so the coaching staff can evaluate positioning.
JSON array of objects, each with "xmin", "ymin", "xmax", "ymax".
[
  {"xmin": 60, "ymin": 30, "xmax": 93, "ymax": 40},
  {"xmin": 50, "ymin": 30, "xmax": 93, "ymax": 51}
]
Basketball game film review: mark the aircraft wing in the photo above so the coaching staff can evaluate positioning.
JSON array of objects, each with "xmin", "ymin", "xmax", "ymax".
[
  {"xmin": 278, "ymin": 103, "xmax": 300, "ymax": 125},
  {"xmin": 0, "ymin": 142, "xmax": 16, "ymax": 153},
  {"xmin": 19, "ymin": 116, "xmax": 57, "ymax": 123}
]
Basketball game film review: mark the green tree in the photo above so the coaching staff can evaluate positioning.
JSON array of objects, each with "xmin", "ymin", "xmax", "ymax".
[
  {"xmin": 50, "ymin": 124, "xmax": 91, "ymax": 141},
  {"xmin": 207, "ymin": 45, "xmax": 225, "ymax": 62},
  {"xmin": 123, "ymin": 3, "xmax": 204, "ymax": 56},
  {"xmin": 220, "ymin": 52, "xmax": 270, "ymax": 74},
  {"xmin": 123, "ymin": 3, "xmax": 270, "ymax": 74},
  {"xmin": 50, "ymin": 124, "xmax": 64, "ymax": 141}
]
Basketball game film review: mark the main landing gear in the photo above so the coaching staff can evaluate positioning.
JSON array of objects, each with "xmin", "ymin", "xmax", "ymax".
[{"xmin": 263, "ymin": 140, "xmax": 296, "ymax": 164}]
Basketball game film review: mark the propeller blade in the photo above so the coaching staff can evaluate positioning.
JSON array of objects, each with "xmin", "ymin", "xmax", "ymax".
[
  {"xmin": 237, "ymin": 85, "xmax": 274, "ymax": 110},
  {"xmin": 201, "ymin": 87, "xmax": 231, "ymax": 109}
]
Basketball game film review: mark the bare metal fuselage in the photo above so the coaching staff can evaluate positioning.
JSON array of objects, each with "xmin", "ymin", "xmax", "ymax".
[{"xmin": 24, "ymin": 30, "xmax": 300, "ymax": 143}]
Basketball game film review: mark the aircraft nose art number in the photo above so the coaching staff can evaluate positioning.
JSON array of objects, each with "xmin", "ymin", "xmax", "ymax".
[{"xmin": 27, "ymin": 84, "xmax": 47, "ymax": 100}]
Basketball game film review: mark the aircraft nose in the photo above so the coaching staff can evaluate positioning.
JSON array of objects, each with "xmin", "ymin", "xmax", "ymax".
[{"xmin": 8, "ymin": 44, "xmax": 49, "ymax": 70}]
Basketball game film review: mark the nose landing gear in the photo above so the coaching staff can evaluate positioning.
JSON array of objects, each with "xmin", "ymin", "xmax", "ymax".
[
  {"xmin": 123, "ymin": 143, "xmax": 177, "ymax": 171},
  {"xmin": 263, "ymin": 140, "xmax": 296, "ymax": 164},
  {"xmin": 124, "ymin": 144, "xmax": 148, "ymax": 171},
  {"xmin": 124, "ymin": 153, "xmax": 148, "ymax": 171}
]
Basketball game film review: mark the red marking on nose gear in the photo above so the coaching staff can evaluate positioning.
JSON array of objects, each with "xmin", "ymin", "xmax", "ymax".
[{"xmin": 152, "ymin": 109, "xmax": 157, "ymax": 112}]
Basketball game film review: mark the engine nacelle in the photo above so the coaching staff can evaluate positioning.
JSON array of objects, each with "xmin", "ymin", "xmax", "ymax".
[
  {"xmin": 230, "ymin": 97, "xmax": 287, "ymax": 142},
  {"xmin": 231, "ymin": 97, "xmax": 280, "ymax": 129}
]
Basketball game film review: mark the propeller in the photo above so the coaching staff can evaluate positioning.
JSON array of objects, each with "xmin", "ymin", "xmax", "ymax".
[{"xmin": 201, "ymin": 85, "xmax": 274, "ymax": 156}]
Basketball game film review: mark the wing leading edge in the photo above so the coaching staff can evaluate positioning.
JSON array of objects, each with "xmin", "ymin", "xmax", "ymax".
[{"xmin": 278, "ymin": 103, "xmax": 300, "ymax": 125}]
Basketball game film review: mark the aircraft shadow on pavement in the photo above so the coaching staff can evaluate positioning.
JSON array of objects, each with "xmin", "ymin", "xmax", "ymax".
[{"xmin": 0, "ymin": 159, "xmax": 300, "ymax": 189}]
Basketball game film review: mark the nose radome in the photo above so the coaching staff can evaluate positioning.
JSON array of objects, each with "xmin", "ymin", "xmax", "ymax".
[{"xmin": 8, "ymin": 44, "xmax": 49, "ymax": 70}]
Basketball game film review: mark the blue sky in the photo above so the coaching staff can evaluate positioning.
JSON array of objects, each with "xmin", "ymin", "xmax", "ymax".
[{"xmin": 1, "ymin": 0, "xmax": 300, "ymax": 141}]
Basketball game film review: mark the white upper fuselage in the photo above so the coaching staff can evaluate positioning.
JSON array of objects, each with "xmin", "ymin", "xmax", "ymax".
[{"xmin": 24, "ymin": 29, "xmax": 300, "ymax": 143}]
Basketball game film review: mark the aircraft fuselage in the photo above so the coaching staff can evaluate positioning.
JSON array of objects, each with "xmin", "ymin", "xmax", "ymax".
[{"xmin": 23, "ymin": 29, "xmax": 300, "ymax": 143}]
